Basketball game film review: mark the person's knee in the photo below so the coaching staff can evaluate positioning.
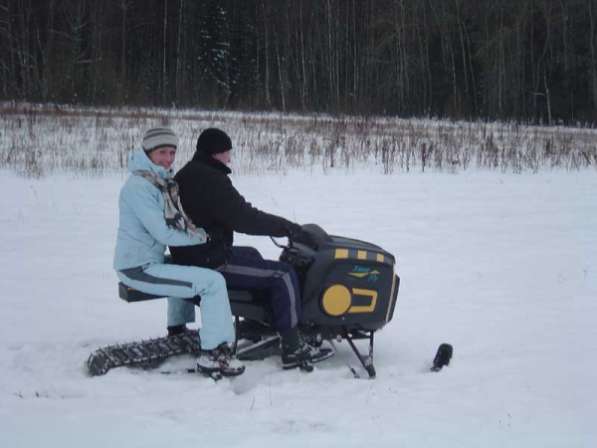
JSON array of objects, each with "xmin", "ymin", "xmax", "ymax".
[
  {"xmin": 276, "ymin": 261, "xmax": 296, "ymax": 277},
  {"xmin": 245, "ymin": 247, "xmax": 262, "ymax": 259},
  {"xmin": 233, "ymin": 246, "xmax": 262, "ymax": 260},
  {"xmin": 212, "ymin": 271, "xmax": 227, "ymax": 289},
  {"xmin": 280, "ymin": 261, "xmax": 292, "ymax": 271},
  {"xmin": 197, "ymin": 270, "xmax": 226, "ymax": 295}
]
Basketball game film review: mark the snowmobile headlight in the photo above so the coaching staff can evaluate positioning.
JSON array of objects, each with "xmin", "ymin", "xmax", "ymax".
[{"xmin": 321, "ymin": 284, "xmax": 352, "ymax": 316}]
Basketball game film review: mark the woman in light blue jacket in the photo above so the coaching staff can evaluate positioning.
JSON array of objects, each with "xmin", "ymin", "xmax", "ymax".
[{"xmin": 114, "ymin": 127, "xmax": 244, "ymax": 377}]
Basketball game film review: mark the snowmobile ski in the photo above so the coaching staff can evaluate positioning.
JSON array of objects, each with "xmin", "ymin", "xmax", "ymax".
[{"xmin": 160, "ymin": 366, "xmax": 224, "ymax": 381}]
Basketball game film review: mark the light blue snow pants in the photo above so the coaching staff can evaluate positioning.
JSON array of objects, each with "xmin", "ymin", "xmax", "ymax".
[{"xmin": 117, "ymin": 263, "xmax": 235, "ymax": 350}]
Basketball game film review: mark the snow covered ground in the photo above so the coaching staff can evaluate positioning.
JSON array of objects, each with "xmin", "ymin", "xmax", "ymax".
[{"xmin": 1, "ymin": 167, "xmax": 595, "ymax": 447}]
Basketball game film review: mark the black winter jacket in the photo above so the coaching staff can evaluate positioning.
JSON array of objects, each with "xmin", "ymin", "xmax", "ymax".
[{"xmin": 170, "ymin": 152, "xmax": 295, "ymax": 268}]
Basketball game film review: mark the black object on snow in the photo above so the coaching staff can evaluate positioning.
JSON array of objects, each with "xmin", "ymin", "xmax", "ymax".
[{"xmin": 431, "ymin": 343, "xmax": 453, "ymax": 372}]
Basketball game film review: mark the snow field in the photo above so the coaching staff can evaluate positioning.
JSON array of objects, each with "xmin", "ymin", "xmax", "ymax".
[{"xmin": 0, "ymin": 168, "xmax": 595, "ymax": 447}]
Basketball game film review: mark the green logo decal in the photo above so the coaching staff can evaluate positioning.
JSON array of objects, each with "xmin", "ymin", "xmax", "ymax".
[{"xmin": 348, "ymin": 266, "xmax": 380, "ymax": 283}]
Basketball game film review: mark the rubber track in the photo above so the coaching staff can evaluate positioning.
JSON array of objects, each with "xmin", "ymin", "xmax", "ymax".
[{"xmin": 87, "ymin": 331, "xmax": 200, "ymax": 376}]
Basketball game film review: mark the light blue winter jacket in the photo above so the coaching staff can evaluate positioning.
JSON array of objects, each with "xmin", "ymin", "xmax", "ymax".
[{"xmin": 113, "ymin": 149, "xmax": 207, "ymax": 271}]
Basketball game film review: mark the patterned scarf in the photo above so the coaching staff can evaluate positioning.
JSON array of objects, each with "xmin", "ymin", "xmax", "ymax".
[{"xmin": 134, "ymin": 170, "xmax": 197, "ymax": 235}]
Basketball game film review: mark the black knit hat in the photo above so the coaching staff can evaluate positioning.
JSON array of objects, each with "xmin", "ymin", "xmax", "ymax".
[{"xmin": 196, "ymin": 128, "xmax": 232, "ymax": 155}]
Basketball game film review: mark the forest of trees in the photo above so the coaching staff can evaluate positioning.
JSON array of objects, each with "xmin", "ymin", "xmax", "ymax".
[{"xmin": 2, "ymin": 0, "xmax": 597, "ymax": 123}]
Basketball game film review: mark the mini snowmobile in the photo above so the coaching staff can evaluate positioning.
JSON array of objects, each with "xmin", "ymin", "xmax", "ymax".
[
  {"xmin": 90, "ymin": 224, "xmax": 400, "ymax": 378},
  {"xmin": 229, "ymin": 224, "xmax": 400, "ymax": 378}
]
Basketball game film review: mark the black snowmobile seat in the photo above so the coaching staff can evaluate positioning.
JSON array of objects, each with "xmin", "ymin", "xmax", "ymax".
[{"xmin": 117, "ymin": 283, "xmax": 269, "ymax": 321}]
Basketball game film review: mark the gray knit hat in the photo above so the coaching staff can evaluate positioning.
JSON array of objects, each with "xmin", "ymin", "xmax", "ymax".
[{"xmin": 142, "ymin": 127, "xmax": 179, "ymax": 152}]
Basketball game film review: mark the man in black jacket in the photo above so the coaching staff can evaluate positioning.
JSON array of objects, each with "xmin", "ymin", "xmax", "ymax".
[{"xmin": 169, "ymin": 128, "xmax": 331, "ymax": 369}]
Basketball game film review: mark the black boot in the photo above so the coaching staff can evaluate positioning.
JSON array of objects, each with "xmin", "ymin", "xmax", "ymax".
[
  {"xmin": 167, "ymin": 324, "xmax": 188, "ymax": 337},
  {"xmin": 197, "ymin": 343, "xmax": 245, "ymax": 377},
  {"xmin": 280, "ymin": 327, "xmax": 301, "ymax": 352},
  {"xmin": 280, "ymin": 328, "xmax": 335, "ymax": 369},
  {"xmin": 281, "ymin": 327, "xmax": 309, "ymax": 369}
]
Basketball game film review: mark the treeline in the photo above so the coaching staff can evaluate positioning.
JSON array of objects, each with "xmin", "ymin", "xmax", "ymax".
[{"xmin": 2, "ymin": 0, "xmax": 597, "ymax": 122}]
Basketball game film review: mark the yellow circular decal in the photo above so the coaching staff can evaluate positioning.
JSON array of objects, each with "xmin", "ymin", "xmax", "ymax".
[{"xmin": 322, "ymin": 285, "xmax": 351, "ymax": 316}]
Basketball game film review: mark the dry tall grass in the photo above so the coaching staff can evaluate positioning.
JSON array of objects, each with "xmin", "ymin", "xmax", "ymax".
[{"xmin": 1, "ymin": 102, "xmax": 595, "ymax": 177}]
